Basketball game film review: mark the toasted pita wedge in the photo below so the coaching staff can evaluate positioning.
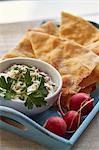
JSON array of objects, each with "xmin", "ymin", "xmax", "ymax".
[
  {"xmin": 80, "ymin": 83, "xmax": 96, "ymax": 94},
  {"xmin": 2, "ymin": 21, "xmax": 59, "ymax": 59},
  {"xmin": 86, "ymin": 41, "xmax": 99, "ymax": 55},
  {"xmin": 79, "ymin": 65, "xmax": 99, "ymax": 88},
  {"xmin": 60, "ymin": 12, "xmax": 99, "ymax": 46},
  {"xmin": 2, "ymin": 33, "xmax": 35, "ymax": 59},
  {"xmin": 32, "ymin": 21, "xmax": 59, "ymax": 36},
  {"xmin": 28, "ymin": 30, "xmax": 99, "ymax": 106}
]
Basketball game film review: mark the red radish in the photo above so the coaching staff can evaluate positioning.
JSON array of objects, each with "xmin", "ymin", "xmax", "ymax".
[
  {"xmin": 69, "ymin": 93, "xmax": 93, "ymax": 116},
  {"xmin": 44, "ymin": 116, "xmax": 67, "ymax": 137},
  {"xmin": 63, "ymin": 111, "xmax": 81, "ymax": 132},
  {"xmin": 57, "ymin": 92, "xmax": 81, "ymax": 133}
]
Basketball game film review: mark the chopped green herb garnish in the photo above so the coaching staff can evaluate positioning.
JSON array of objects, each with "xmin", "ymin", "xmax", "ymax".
[
  {"xmin": 0, "ymin": 76, "xmax": 8, "ymax": 90},
  {"xmin": 24, "ymin": 69, "xmax": 32, "ymax": 87},
  {"xmin": 0, "ymin": 76, "xmax": 15, "ymax": 90},
  {"xmin": 25, "ymin": 95, "xmax": 46, "ymax": 109},
  {"xmin": 0, "ymin": 64, "xmax": 55, "ymax": 109},
  {"xmin": 4, "ymin": 90, "xmax": 16, "ymax": 100},
  {"xmin": 24, "ymin": 77, "xmax": 48, "ymax": 109},
  {"xmin": 0, "ymin": 89, "xmax": 3, "ymax": 93}
]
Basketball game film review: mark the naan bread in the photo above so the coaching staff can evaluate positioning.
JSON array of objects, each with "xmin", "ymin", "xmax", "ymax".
[
  {"xmin": 2, "ymin": 21, "xmax": 59, "ymax": 59},
  {"xmin": 60, "ymin": 12, "xmax": 99, "ymax": 46},
  {"xmin": 27, "ymin": 30, "xmax": 99, "ymax": 106}
]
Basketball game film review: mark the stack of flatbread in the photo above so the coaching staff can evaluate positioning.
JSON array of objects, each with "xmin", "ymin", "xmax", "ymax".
[{"xmin": 2, "ymin": 12, "xmax": 99, "ymax": 109}]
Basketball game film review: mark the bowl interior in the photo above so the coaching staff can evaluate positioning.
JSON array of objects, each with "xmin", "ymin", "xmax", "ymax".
[{"xmin": 0, "ymin": 58, "xmax": 62, "ymax": 98}]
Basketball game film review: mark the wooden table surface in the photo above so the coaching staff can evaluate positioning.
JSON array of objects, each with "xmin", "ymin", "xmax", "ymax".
[{"xmin": 0, "ymin": 1, "xmax": 99, "ymax": 149}]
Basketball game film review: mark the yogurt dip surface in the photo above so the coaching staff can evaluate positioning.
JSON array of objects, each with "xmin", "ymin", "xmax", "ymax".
[{"xmin": 0, "ymin": 64, "xmax": 56, "ymax": 109}]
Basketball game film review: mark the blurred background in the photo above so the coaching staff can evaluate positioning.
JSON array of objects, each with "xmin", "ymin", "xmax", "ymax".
[{"xmin": 0, "ymin": 0, "xmax": 98, "ymax": 23}]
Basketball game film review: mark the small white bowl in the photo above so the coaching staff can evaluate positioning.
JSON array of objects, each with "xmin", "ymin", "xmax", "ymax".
[{"xmin": 0, "ymin": 58, "xmax": 62, "ymax": 116}]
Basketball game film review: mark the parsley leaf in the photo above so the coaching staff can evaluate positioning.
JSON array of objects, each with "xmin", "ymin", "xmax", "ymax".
[
  {"xmin": 25, "ymin": 95, "xmax": 46, "ymax": 109},
  {"xmin": 0, "ymin": 73, "xmax": 48, "ymax": 109},
  {"xmin": 7, "ymin": 77, "xmax": 16, "ymax": 89},
  {"xmin": 0, "ymin": 76, "xmax": 16, "ymax": 100},
  {"xmin": 0, "ymin": 89, "xmax": 3, "ymax": 93},
  {"xmin": 0, "ymin": 76, "xmax": 8, "ymax": 89},
  {"xmin": 39, "ymin": 87, "xmax": 48, "ymax": 97},
  {"xmin": 4, "ymin": 90, "xmax": 16, "ymax": 100},
  {"xmin": 24, "ymin": 69, "xmax": 32, "ymax": 87},
  {"xmin": 38, "ymin": 76, "xmax": 48, "ymax": 97},
  {"xmin": 0, "ymin": 76, "xmax": 15, "ymax": 90},
  {"xmin": 24, "ymin": 77, "xmax": 48, "ymax": 109}
]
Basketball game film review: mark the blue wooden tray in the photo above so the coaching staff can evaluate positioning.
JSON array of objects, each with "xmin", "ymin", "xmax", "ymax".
[
  {"xmin": 0, "ymin": 21, "xmax": 99, "ymax": 150},
  {"xmin": 0, "ymin": 84, "xmax": 99, "ymax": 150}
]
